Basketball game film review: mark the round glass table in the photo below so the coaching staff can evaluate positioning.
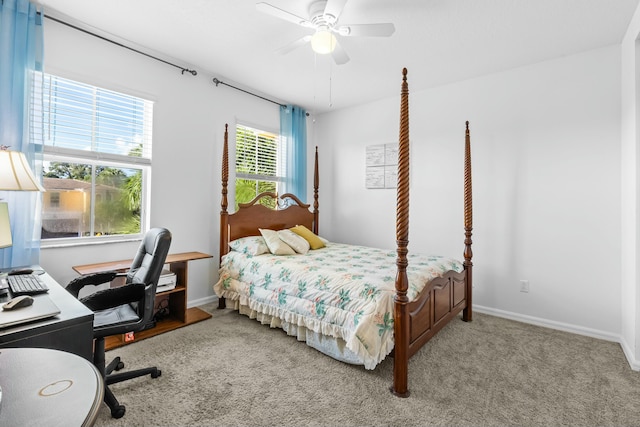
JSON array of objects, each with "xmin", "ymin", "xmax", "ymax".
[{"xmin": 0, "ymin": 347, "xmax": 103, "ymax": 426}]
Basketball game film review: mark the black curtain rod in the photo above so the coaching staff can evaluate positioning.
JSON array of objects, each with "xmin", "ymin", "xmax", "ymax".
[
  {"xmin": 44, "ymin": 14, "xmax": 197, "ymax": 76},
  {"xmin": 212, "ymin": 77, "xmax": 286, "ymax": 108}
]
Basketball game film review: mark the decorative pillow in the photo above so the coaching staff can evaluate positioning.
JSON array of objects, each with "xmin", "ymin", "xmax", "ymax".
[
  {"xmin": 259, "ymin": 228, "xmax": 296, "ymax": 255},
  {"xmin": 228, "ymin": 236, "xmax": 269, "ymax": 256},
  {"xmin": 290, "ymin": 225, "xmax": 325, "ymax": 250},
  {"xmin": 277, "ymin": 229, "xmax": 310, "ymax": 254}
]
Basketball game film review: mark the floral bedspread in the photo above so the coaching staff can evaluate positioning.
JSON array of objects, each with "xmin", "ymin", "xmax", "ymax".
[{"xmin": 213, "ymin": 242, "xmax": 463, "ymax": 369}]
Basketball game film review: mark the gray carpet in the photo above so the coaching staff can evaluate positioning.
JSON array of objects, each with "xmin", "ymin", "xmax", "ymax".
[{"xmin": 94, "ymin": 303, "xmax": 640, "ymax": 426}]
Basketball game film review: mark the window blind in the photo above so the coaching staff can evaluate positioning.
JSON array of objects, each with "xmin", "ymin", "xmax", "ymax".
[
  {"xmin": 42, "ymin": 74, "xmax": 153, "ymax": 164},
  {"xmin": 236, "ymin": 124, "xmax": 282, "ymax": 181}
]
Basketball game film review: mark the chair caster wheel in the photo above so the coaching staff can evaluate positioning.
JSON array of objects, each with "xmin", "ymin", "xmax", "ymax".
[
  {"xmin": 151, "ymin": 369, "xmax": 161, "ymax": 378},
  {"xmin": 115, "ymin": 361, "xmax": 125, "ymax": 371},
  {"xmin": 111, "ymin": 405, "xmax": 126, "ymax": 419}
]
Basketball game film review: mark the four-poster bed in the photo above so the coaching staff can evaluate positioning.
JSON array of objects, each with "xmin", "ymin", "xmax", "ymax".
[{"xmin": 214, "ymin": 68, "xmax": 473, "ymax": 396}]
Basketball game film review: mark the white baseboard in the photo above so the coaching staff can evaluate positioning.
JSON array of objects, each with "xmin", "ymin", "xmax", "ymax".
[
  {"xmin": 619, "ymin": 336, "xmax": 640, "ymax": 371},
  {"xmin": 473, "ymin": 304, "xmax": 640, "ymax": 371},
  {"xmin": 187, "ymin": 295, "xmax": 218, "ymax": 309}
]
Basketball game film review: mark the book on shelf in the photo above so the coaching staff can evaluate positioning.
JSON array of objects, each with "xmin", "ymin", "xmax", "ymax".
[{"xmin": 156, "ymin": 269, "xmax": 176, "ymax": 293}]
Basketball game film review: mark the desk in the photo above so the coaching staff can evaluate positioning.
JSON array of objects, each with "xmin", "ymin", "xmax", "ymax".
[
  {"xmin": 0, "ymin": 269, "xmax": 94, "ymax": 361},
  {"xmin": 0, "ymin": 347, "xmax": 103, "ymax": 426}
]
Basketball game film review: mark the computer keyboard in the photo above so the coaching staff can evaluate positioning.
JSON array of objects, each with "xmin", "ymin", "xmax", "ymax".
[{"xmin": 6, "ymin": 274, "xmax": 49, "ymax": 295}]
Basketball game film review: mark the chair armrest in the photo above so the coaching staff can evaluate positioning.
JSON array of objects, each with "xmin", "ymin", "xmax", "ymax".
[
  {"xmin": 80, "ymin": 283, "xmax": 146, "ymax": 311},
  {"xmin": 65, "ymin": 271, "xmax": 119, "ymax": 298}
]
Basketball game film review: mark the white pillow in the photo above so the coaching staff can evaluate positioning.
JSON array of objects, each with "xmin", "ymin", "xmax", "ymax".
[
  {"xmin": 228, "ymin": 236, "xmax": 269, "ymax": 256},
  {"xmin": 259, "ymin": 229, "xmax": 296, "ymax": 255},
  {"xmin": 277, "ymin": 229, "xmax": 310, "ymax": 254}
]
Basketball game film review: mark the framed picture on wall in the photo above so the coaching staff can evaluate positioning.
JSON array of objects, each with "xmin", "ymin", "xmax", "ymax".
[{"xmin": 366, "ymin": 143, "xmax": 398, "ymax": 189}]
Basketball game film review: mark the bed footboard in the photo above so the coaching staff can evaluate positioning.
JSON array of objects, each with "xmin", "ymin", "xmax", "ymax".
[{"xmin": 406, "ymin": 270, "xmax": 467, "ymax": 358}]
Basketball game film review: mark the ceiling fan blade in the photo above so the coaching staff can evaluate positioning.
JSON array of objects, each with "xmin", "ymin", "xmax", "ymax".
[
  {"xmin": 275, "ymin": 35, "xmax": 312, "ymax": 55},
  {"xmin": 256, "ymin": 2, "xmax": 314, "ymax": 28},
  {"xmin": 337, "ymin": 23, "xmax": 395, "ymax": 37},
  {"xmin": 323, "ymin": 0, "xmax": 348, "ymax": 23},
  {"xmin": 331, "ymin": 41, "xmax": 350, "ymax": 65}
]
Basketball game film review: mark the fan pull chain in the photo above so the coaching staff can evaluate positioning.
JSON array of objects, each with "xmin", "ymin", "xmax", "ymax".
[
  {"xmin": 313, "ymin": 53, "xmax": 318, "ymax": 111},
  {"xmin": 329, "ymin": 60, "xmax": 333, "ymax": 108}
]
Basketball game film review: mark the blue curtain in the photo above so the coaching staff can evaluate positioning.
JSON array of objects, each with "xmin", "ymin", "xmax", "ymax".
[
  {"xmin": 0, "ymin": 0, "xmax": 44, "ymax": 269},
  {"xmin": 280, "ymin": 105, "xmax": 307, "ymax": 202}
]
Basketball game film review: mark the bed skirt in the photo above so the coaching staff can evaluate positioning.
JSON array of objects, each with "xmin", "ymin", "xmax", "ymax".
[{"xmin": 229, "ymin": 298, "xmax": 367, "ymax": 367}]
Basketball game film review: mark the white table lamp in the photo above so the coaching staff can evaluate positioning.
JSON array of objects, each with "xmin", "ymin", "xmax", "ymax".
[
  {"xmin": 0, "ymin": 202, "xmax": 11, "ymax": 249},
  {"xmin": 0, "ymin": 148, "xmax": 45, "ymax": 192},
  {"xmin": 0, "ymin": 147, "xmax": 45, "ymax": 257}
]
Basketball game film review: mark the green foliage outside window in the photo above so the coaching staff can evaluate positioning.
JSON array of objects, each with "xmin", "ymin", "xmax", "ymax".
[{"xmin": 235, "ymin": 179, "xmax": 276, "ymax": 210}]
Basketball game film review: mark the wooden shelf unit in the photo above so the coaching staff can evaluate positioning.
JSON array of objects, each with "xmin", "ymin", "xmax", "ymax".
[{"xmin": 72, "ymin": 251, "xmax": 213, "ymax": 350}]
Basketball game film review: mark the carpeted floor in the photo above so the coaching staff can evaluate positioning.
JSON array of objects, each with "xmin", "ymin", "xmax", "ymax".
[{"xmin": 93, "ymin": 303, "xmax": 640, "ymax": 426}]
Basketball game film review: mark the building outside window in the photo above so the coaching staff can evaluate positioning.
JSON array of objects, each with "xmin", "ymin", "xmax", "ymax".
[{"xmin": 39, "ymin": 74, "xmax": 153, "ymax": 242}]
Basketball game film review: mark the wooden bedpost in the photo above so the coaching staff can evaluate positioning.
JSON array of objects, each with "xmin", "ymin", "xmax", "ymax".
[
  {"xmin": 463, "ymin": 121, "xmax": 473, "ymax": 322},
  {"xmin": 391, "ymin": 68, "xmax": 411, "ymax": 398},
  {"xmin": 219, "ymin": 123, "xmax": 229, "ymax": 310},
  {"xmin": 313, "ymin": 146, "xmax": 320, "ymax": 234}
]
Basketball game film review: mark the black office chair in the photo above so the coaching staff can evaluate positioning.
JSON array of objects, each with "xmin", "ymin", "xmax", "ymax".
[{"xmin": 66, "ymin": 227, "xmax": 172, "ymax": 419}]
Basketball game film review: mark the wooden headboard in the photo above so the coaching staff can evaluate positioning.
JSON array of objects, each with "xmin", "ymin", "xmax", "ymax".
[{"xmin": 219, "ymin": 124, "xmax": 320, "ymax": 260}]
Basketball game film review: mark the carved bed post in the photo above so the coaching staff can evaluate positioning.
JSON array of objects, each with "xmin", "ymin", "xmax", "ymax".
[
  {"xmin": 463, "ymin": 121, "xmax": 473, "ymax": 321},
  {"xmin": 313, "ymin": 146, "xmax": 320, "ymax": 234},
  {"xmin": 219, "ymin": 124, "xmax": 229, "ymax": 310},
  {"xmin": 392, "ymin": 68, "xmax": 411, "ymax": 398}
]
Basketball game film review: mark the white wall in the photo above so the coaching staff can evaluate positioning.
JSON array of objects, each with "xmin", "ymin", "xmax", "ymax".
[
  {"xmin": 314, "ymin": 46, "xmax": 622, "ymax": 339},
  {"xmin": 40, "ymin": 20, "xmax": 280, "ymax": 305},
  {"xmin": 620, "ymin": 2, "xmax": 640, "ymax": 368}
]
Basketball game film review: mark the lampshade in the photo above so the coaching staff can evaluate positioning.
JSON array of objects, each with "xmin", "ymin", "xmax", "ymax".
[
  {"xmin": 0, "ymin": 149, "xmax": 45, "ymax": 191},
  {"xmin": 311, "ymin": 29, "xmax": 337, "ymax": 54},
  {"xmin": 0, "ymin": 202, "xmax": 11, "ymax": 249}
]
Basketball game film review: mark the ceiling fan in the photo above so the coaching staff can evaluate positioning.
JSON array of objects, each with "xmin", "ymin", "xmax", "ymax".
[{"xmin": 256, "ymin": 0, "xmax": 395, "ymax": 65}]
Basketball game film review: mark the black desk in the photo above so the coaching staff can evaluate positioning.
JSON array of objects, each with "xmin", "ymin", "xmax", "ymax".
[
  {"xmin": 0, "ymin": 269, "xmax": 94, "ymax": 361},
  {"xmin": 0, "ymin": 347, "xmax": 103, "ymax": 426}
]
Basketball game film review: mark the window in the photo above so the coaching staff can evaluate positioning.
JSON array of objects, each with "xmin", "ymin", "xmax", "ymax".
[
  {"xmin": 39, "ymin": 74, "xmax": 153, "ymax": 242},
  {"xmin": 235, "ymin": 124, "xmax": 284, "ymax": 210},
  {"xmin": 49, "ymin": 193, "xmax": 60, "ymax": 209}
]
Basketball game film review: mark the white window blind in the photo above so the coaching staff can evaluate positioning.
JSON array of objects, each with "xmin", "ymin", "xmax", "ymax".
[
  {"xmin": 235, "ymin": 124, "xmax": 282, "ymax": 181},
  {"xmin": 42, "ymin": 74, "xmax": 153, "ymax": 163}
]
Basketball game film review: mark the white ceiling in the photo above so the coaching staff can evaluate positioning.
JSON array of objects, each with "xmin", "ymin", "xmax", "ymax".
[{"xmin": 38, "ymin": 0, "xmax": 640, "ymax": 114}]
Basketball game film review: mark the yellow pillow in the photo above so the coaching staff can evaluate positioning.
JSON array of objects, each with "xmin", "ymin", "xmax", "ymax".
[{"xmin": 290, "ymin": 225, "xmax": 325, "ymax": 250}]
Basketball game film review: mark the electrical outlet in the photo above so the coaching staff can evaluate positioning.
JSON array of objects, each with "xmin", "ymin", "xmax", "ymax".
[{"xmin": 520, "ymin": 280, "xmax": 529, "ymax": 293}]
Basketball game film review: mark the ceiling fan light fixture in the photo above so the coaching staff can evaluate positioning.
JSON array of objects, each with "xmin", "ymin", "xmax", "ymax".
[{"xmin": 311, "ymin": 29, "xmax": 336, "ymax": 54}]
